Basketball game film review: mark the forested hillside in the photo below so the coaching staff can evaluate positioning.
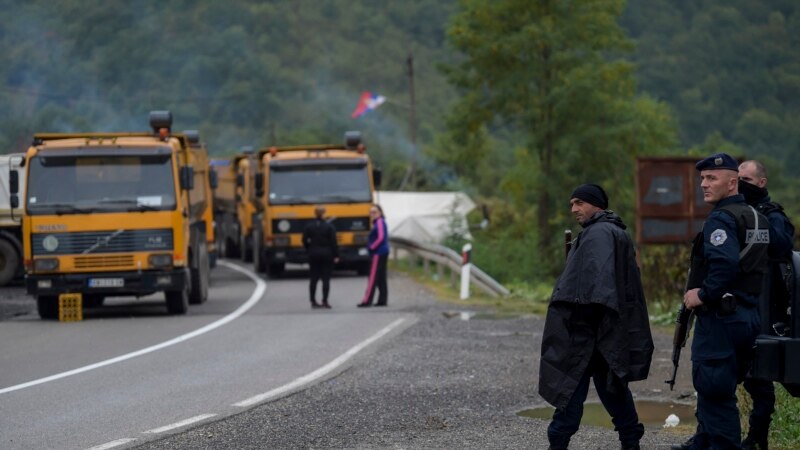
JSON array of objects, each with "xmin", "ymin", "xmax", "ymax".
[{"xmin": 1, "ymin": 0, "xmax": 797, "ymax": 282}]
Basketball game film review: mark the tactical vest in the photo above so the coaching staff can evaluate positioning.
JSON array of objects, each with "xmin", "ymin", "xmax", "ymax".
[{"xmin": 688, "ymin": 202, "xmax": 769, "ymax": 297}]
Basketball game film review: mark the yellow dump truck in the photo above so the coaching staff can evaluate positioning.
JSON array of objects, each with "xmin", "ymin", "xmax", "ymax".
[
  {"xmin": 252, "ymin": 132, "xmax": 381, "ymax": 276},
  {"xmin": 210, "ymin": 149, "xmax": 262, "ymax": 262},
  {"xmin": 10, "ymin": 111, "xmax": 212, "ymax": 319}
]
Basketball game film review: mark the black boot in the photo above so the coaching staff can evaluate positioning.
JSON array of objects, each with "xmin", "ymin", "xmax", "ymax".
[{"xmin": 742, "ymin": 432, "xmax": 769, "ymax": 450}]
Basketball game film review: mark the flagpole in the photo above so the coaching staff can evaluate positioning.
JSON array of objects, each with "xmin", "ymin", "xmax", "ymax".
[{"xmin": 399, "ymin": 52, "xmax": 417, "ymax": 190}]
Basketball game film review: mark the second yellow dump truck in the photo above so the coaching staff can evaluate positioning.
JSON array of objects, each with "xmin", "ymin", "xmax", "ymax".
[
  {"xmin": 10, "ymin": 111, "xmax": 213, "ymax": 319},
  {"xmin": 252, "ymin": 131, "xmax": 381, "ymax": 277}
]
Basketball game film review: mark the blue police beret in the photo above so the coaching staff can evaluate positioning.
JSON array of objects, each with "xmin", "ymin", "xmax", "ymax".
[{"xmin": 695, "ymin": 152, "xmax": 738, "ymax": 172}]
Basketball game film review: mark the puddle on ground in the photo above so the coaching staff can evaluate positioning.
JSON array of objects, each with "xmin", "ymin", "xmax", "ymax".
[{"xmin": 517, "ymin": 401, "xmax": 697, "ymax": 429}]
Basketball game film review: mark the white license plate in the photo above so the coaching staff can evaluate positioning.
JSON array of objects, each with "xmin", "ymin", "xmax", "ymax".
[{"xmin": 88, "ymin": 278, "xmax": 124, "ymax": 288}]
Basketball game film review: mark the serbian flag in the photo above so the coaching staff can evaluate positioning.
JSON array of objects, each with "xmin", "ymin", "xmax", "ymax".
[{"xmin": 351, "ymin": 91, "xmax": 386, "ymax": 118}]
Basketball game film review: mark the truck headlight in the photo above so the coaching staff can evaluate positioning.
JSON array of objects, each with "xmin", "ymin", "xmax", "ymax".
[
  {"xmin": 34, "ymin": 258, "xmax": 59, "ymax": 271},
  {"xmin": 148, "ymin": 254, "xmax": 173, "ymax": 268}
]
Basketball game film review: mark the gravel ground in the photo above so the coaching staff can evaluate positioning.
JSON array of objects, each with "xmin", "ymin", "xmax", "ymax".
[{"xmin": 0, "ymin": 273, "xmax": 695, "ymax": 449}]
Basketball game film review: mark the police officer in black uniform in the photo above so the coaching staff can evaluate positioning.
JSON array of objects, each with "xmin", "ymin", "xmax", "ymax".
[
  {"xmin": 672, "ymin": 153, "xmax": 769, "ymax": 450},
  {"xmin": 302, "ymin": 206, "xmax": 339, "ymax": 309},
  {"xmin": 738, "ymin": 159, "xmax": 795, "ymax": 450}
]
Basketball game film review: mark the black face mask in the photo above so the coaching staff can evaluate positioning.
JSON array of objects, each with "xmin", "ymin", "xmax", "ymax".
[{"xmin": 738, "ymin": 179, "xmax": 768, "ymax": 204}]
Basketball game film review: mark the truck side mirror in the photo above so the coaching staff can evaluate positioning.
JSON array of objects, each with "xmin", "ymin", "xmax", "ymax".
[
  {"xmin": 372, "ymin": 167, "xmax": 382, "ymax": 189},
  {"xmin": 255, "ymin": 173, "xmax": 264, "ymax": 197},
  {"xmin": 236, "ymin": 174, "xmax": 244, "ymax": 187},
  {"xmin": 9, "ymin": 170, "xmax": 18, "ymax": 195},
  {"xmin": 180, "ymin": 166, "xmax": 195, "ymax": 191},
  {"xmin": 209, "ymin": 170, "xmax": 218, "ymax": 189}
]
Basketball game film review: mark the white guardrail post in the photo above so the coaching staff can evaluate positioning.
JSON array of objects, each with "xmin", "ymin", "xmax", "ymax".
[{"xmin": 460, "ymin": 243, "xmax": 472, "ymax": 300}]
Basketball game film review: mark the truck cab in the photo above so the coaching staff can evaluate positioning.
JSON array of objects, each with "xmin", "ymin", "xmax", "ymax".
[{"xmin": 13, "ymin": 111, "xmax": 211, "ymax": 318}]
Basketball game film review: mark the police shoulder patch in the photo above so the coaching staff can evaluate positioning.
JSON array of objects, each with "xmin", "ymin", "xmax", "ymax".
[{"xmin": 710, "ymin": 229, "xmax": 727, "ymax": 246}]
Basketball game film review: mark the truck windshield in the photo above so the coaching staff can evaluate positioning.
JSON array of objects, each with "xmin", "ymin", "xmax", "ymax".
[
  {"xmin": 26, "ymin": 152, "xmax": 176, "ymax": 215},
  {"xmin": 269, "ymin": 164, "xmax": 371, "ymax": 205}
]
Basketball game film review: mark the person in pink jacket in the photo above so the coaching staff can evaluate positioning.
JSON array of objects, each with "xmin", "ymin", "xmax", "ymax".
[{"xmin": 358, "ymin": 204, "xmax": 390, "ymax": 307}]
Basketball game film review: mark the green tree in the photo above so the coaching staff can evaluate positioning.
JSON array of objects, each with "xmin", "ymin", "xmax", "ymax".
[{"xmin": 442, "ymin": 0, "xmax": 677, "ymax": 255}]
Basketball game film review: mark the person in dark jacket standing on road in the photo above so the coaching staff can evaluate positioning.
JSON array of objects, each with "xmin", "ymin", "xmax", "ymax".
[
  {"xmin": 539, "ymin": 183, "xmax": 654, "ymax": 450},
  {"xmin": 358, "ymin": 204, "xmax": 389, "ymax": 307},
  {"xmin": 303, "ymin": 206, "xmax": 339, "ymax": 309}
]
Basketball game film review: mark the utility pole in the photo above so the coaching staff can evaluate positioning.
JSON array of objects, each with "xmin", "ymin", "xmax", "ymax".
[{"xmin": 399, "ymin": 52, "xmax": 417, "ymax": 190}]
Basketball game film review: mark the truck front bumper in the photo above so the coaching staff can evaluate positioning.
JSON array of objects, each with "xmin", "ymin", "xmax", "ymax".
[
  {"xmin": 267, "ymin": 245, "xmax": 370, "ymax": 265},
  {"xmin": 26, "ymin": 269, "xmax": 188, "ymax": 297}
]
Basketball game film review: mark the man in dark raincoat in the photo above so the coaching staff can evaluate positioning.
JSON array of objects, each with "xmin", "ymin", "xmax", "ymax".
[{"xmin": 539, "ymin": 183, "xmax": 654, "ymax": 450}]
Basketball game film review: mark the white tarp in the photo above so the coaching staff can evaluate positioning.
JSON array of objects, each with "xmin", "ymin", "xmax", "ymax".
[{"xmin": 375, "ymin": 191, "xmax": 476, "ymax": 243}]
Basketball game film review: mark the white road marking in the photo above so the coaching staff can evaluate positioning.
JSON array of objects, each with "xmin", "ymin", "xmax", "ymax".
[
  {"xmin": 142, "ymin": 414, "xmax": 217, "ymax": 434},
  {"xmin": 86, "ymin": 438, "xmax": 137, "ymax": 450},
  {"xmin": 233, "ymin": 316, "xmax": 409, "ymax": 407},
  {"xmin": 0, "ymin": 261, "xmax": 265, "ymax": 396}
]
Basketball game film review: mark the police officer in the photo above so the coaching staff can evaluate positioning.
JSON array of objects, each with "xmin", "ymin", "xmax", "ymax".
[
  {"xmin": 302, "ymin": 206, "xmax": 339, "ymax": 309},
  {"xmin": 738, "ymin": 160, "xmax": 795, "ymax": 450},
  {"xmin": 672, "ymin": 153, "xmax": 769, "ymax": 450}
]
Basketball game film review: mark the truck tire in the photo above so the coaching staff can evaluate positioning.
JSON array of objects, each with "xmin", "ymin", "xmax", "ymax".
[
  {"xmin": 189, "ymin": 243, "xmax": 209, "ymax": 305},
  {"xmin": 268, "ymin": 262, "xmax": 285, "ymax": 278},
  {"xmin": 253, "ymin": 229, "xmax": 266, "ymax": 273},
  {"xmin": 37, "ymin": 295, "xmax": 59, "ymax": 320},
  {"xmin": 241, "ymin": 233, "xmax": 253, "ymax": 262},
  {"xmin": 165, "ymin": 287, "xmax": 189, "ymax": 315},
  {"xmin": 0, "ymin": 238, "xmax": 20, "ymax": 286}
]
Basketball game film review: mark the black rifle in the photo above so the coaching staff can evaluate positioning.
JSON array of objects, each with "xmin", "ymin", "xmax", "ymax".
[
  {"xmin": 665, "ymin": 302, "xmax": 693, "ymax": 390},
  {"xmin": 564, "ymin": 229, "xmax": 572, "ymax": 260}
]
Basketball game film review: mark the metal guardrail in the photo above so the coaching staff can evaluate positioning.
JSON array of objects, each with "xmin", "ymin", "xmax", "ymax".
[{"xmin": 389, "ymin": 236, "xmax": 510, "ymax": 298}]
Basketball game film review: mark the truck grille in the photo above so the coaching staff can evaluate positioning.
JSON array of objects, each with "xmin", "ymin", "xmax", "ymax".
[
  {"xmin": 74, "ymin": 254, "xmax": 135, "ymax": 269},
  {"xmin": 272, "ymin": 217, "xmax": 370, "ymax": 234},
  {"xmin": 32, "ymin": 229, "xmax": 173, "ymax": 256}
]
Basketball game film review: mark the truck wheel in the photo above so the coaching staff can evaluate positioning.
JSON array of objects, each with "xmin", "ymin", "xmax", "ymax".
[
  {"xmin": 268, "ymin": 262, "xmax": 284, "ymax": 278},
  {"xmin": 37, "ymin": 295, "xmax": 59, "ymax": 320},
  {"xmin": 189, "ymin": 244, "xmax": 209, "ymax": 305},
  {"xmin": 241, "ymin": 233, "xmax": 253, "ymax": 262},
  {"xmin": 0, "ymin": 239, "xmax": 20, "ymax": 286},
  {"xmin": 253, "ymin": 229, "xmax": 266, "ymax": 273},
  {"xmin": 165, "ymin": 278, "xmax": 189, "ymax": 315},
  {"xmin": 225, "ymin": 236, "xmax": 240, "ymax": 259}
]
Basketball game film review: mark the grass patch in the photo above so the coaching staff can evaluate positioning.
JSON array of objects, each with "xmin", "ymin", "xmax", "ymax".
[
  {"xmin": 738, "ymin": 383, "xmax": 800, "ymax": 450},
  {"xmin": 389, "ymin": 260, "xmax": 550, "ymax": 316}
]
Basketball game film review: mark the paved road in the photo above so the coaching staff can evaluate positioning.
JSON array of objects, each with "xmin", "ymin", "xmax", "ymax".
[{"xmin": 0, "ymin": 261, "xmax": 415, "ymax": 450}]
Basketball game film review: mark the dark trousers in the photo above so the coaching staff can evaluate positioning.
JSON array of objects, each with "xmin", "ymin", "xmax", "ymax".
[
  {"xmin": 690, "ymin": 307, "xmax": 759, "ymax": 450},
  {"xmin": 361, "ymin": 254, "xmax": 388, "ymax": 305},
  {"xmin": 547, "ymin": 351, "xmax": 644, "ymax": 448},
  {"xmin": 743, "ymin": 378, "xmax": 775, "ymax": 439},
  {"xmin": 309, "ymin": 257, "xmax": 333, "ymax": 304}
]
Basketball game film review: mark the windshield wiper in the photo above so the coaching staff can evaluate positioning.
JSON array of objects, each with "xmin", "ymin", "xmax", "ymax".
[
  {"xmin": 98, "ymin": 199, "xmax": 161, "ymax": 211},
  {"xmin": 320, "ymin": 194, "xmax": 363, "ymax": 203},
  {"xmin": 32, "ymin": 203, "xmax": 96, "ymax": 215}
]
